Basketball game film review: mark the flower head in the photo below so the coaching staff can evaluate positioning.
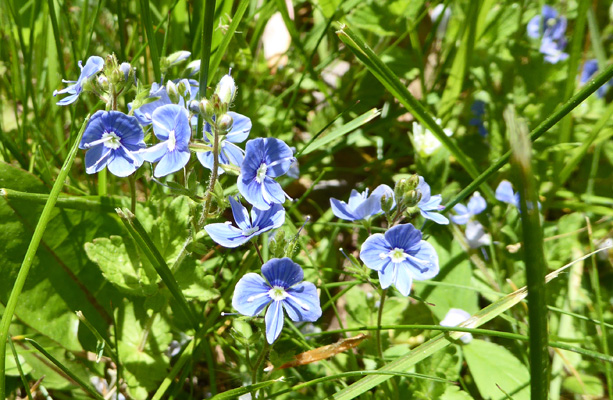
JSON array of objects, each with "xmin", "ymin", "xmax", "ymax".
[
  {"xmin": 197, "ymin": 112, "xmax": 251, "ymax": 174},
  {"xmin": 469, "ymin": 100, "xmax": 488, "ymax": 137},
  {"xmin": 232, "ymin": 258, "xmax": 322, "ymax": 344},
  {"xmin": 360, "ymin": 223, "xmax": 439, "ymax": 296},
  {"xmin": 411, "ymin": 119, "xmax": 453, "ymax": 158},
  {"xmin": 440, "ymin": 308, "xmax": 473, "ymax": 344},
  {"xmin": 527, "ymin": 6, "xmax": 568, "ymax": 64},
  {"xmin": 237, "ymin": 138, "xmax": 295, "ymax": 210},
  {"xmin": 417, "ymin": 177, "xmax": 449, "ymax": 225},
  {"xmin": 205, "ymin": 196, "xmax": 285, "ymax": 248},
  {"xmin": 495, "ymin": 180, "xmax": 520, "ymax": 208},
  {"xmin": 53, "ymin": 56, "xmax": 104, "ymax": 105},
  {"xmin": 465, "ymin": 220, "xmax": 491, "ymax": 249},
  {"xmin": 330, "ymin": 184, "xmax": 395, "ymax": 221},
  {"xmin": 79, "ymin": 111, "xmax": 145, "ymax": 177},
  {"xmin": 140, "ymin": 104, "xmax": 192, "ymax": 177},
  {"xmin": 132, "ymin": 79, "xmax": 199, "ymax": 126},
  {"xmin": 451, "ymin": 192, "xmax": 486, "ymax": 225}
]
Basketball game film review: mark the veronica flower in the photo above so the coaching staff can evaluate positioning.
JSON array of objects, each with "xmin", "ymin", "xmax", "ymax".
[
  {"xmin": 411, "ymin": 119, "xmax": 453, "ymax": 158},
  {"xmin": 581, "ymin": 60, "xmax": 612, "ymax": 98},
  {"xmin": 237, "ymin": 138, "xmax": 295, "ymax": 210},
  {"xmin": 469, "ymin": 100, "xmax": 488, "ymax": 137},
  {"xmin": 232, "ymin": 258, "xmax": 322, "ymax": 344},
  {"xmin": 205, "ymin": 196, "xmax": 285, "ymax": 248},
  {"xmin": 465, "ymin": 220, "xmax": 491, "ymax": 249},
  {"xmin": 495, "ymin": 180, "xmax": 520, "ymax": 208},
  {"xmin": 79, "ymin": 111, "xmax": 145, "ymax": 177},
  {"xmin": 132, "ymin": 79, "xmax": 199, "ymax": 126},
  {"xmin": 451, "ymin": 192, "xmax": 486, "ymax": 225},
  {"xmin": 416, "ymin": 177, "xmax": 449, "ymax": 225},
  {"xmin": 330, "ymin": 184, "xmax": 395, "ymax": 221},
  {"xmin": 53, "ymin": 56, "xmax": 104, "ymax": 105},
  {"xmin": 360, "ymin": 223, "xmax": 439, "ymax": 296},
  {"xmin": 527, "ymin": 5, "xmax": 568, "ymax": 64},
  {"xmin": 197, "ymin": 112, "xmax": 251, "ymax": 174},
  {"xmin": 440, "ymin": 308, "xmax": 473, "ymax": 344},
  {"xmin": 140, "ymin": 104, "xmax": 191, "ymax": 177}
]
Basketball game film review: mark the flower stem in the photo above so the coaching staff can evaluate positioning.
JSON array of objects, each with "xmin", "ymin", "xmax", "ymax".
[
  {"xmin": 251, "ymin": 340, "xmax": 270, "ymax": 395},
  {"xmin": 199, "ymin": 124, "xmax": 220, "ymax": 227},
  {"xmin": 129, "ymin": 174, "xmax": 136, "ymax": 214},
  {"xmin": 253, "ymin": 241, "xmax": 265, "ymax": 265},
  {"xmin": 376, "ymin": 288, "xmax": 388, "ymax": 362}
]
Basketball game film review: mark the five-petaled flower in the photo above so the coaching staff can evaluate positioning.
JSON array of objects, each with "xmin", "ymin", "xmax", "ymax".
[
  {"xmin": 205, "ymin": 196, "xmax": 285, "ymax": 248},
  {"xmin": 330, "ymin": 184, "xmax": 394, "ymax": 221},
  {"xmin": 527, "ymin": 5, "xmax": 568, "ymax": 64},
  {"xmin": 54, "ymin": 56, "xmax": 104, "ymax": 105},
  {"xmin": 417, "ymin": 177, "xmax": 449, "ymax": 225},
  {"xmin": 451, "ymin": 192, "xmax": 486, "ymax": 225},
  {"xmin": 232, "ymin": 258, "xmax": 322, "ymax": 344},
  {"xmin": 495, "ymin": 180, "xmax": 520, "ymax": 208},
  {"xmin": 237, "ymin": 138, "xmax": 295, "ymax": 210},
  {"xmin": 140, "ymin": 104, "xmax": 192, "ymax": 177},
  {"xmin": 79, "ymin": 110, "xmax": 145, "ymax": 177},
  {"xmin": 360, "ymin": 223, "xmax": 439, "ymax": 296},
  {"xmin": 197, "ymin": 112, "xmax": 251, "ymax": 174},
  {"xmin": 132, "ymin": 79, "xmax": 199, "ymax": 126}
]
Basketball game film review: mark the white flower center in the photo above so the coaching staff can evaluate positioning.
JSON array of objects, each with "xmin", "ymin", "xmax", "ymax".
[
  {"xmin": 241, "ymin": 226, "xmax": 259, "ymax": 236},
  {"xmin": 167, "ymin": 129, "xmax": 176, "ymax": 151},
  {"xmin": 268, "ymin": 286, "xmax": 288, "ymax": 301},
  {"xmin": 256, "ymin": 163, "xmax": 268, "ymax": 183},
  {"xmin": 388, "ymin": 248, "xmax": 409, "ymax": 263},
  {"xmin": 102, "ymin": 131, "xmax": 121, "ymax": 149}
]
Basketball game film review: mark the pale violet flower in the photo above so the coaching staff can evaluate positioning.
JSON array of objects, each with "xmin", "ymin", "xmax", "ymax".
[
  {"xmin": 53, "ymin": 56, "xmax": 104, "ymax": 105},
  {"xmin": 417, "ymin": 177, "xmax": 449, "ymax": 225},
  {"xmin": 330, "ymin": 184, "xmax": 395, "ymax": 221},
  {"xmin": 197, "ymin": 112, "xmax": 251, "ymax": 174},
  {"xmin": 465, "ymin": 220, "xmax": 491, "ymax": 249},
  {"xmin": 527, "ymin": 5, "xmax": 568, "ymax": 64},
  {"xmin": 359, "ymin": 223, "xmax": 439, "ymax": 296},
  {"xmin": 440, "ymin": 308, "xmax": 473, "ymax": 344},
  {"xmin": 495, "ymin": 180, "xmax": 520, "ymax": 208},
  {"xmin": 411, "ymin": 119, "xmax": 453, "ymax": 158},
  {"xmin": 451, "ymin": 192, "xmax": 486, "ymax": 225}
]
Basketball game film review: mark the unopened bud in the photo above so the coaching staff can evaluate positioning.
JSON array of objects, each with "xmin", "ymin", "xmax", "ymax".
[
  {"xmin": 394, "ymin": 179, "xmax": 409, "ymax": 202},
  {"xmin": 177, "ymin": 80, "xmax": 188, "ymax": 98},
  {"xmin": 381, "ymin": 194, "xmax": 395, "ymax": 213},
  {"xmin": 215, "ymin": 73, "xmax": 237, "ymax": 105},
  {"xmin": 166, "ymin": 81, "xmax": 179, "ymax": 103},
  {"xmin": 119, "ymin": 63, "xmax": 132, "ymax": 82},
  {"xmin": 407, "ymin": 174, "xmax": 419, "ymax": 190},
  {"xmin": 217, "ymin": 114, "xmax": 233, "ymax": 132},
  {"xmin": 97, "ymin": 75, "xmax": 109, "ymax": 90},
  {"xmin": 199, "ymin": 99, "xmax": 214, "ymax": 118},
  {"xmin": 404, "ymin": 190, "xmax": 421, "ymax": 207},
  {"xmin": 189, "ymin": 100, "xmax": 200, "ymax": 113},
  {"xmin": 166, "ymin": 50, "xmax": 191, "ymax": 67}
]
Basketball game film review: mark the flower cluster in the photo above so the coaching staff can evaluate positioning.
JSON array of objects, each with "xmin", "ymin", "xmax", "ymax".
[{"xmin": 527, "ymin": 5, "xmax": 568, "ymax": 64}]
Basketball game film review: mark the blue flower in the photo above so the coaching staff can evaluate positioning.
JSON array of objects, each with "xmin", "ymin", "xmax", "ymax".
[
  {"xmin": 205, "ymin": 196, "xmax": 285, "ymax": 248},
  {"xmin": 132, "ymin": 79, "xmax": 199, "ymax": 126},
  {"xmin": 469, "ymin": 100, "xmax": 488, "ymax": 137},
  {"xmin": 232, "ymin": 258, "xmax": 322, "ymax": 344},
  {"xmin": 581, "ymin": 60, "xmax": 612, "ymax": 98},
  {"xmin": 196, "ymin": 112, "xmax": 251, "ymax": 174},
  {"xmin": 140, "ymin": 104, "xmax": 192, "ymax": 177},
  {"xmin": 527, "ymin": 6, "xmax": 568, "ymax": 64},
  {"xmin": 359, "ymin": 223, "xmax": 439, "ymax": 296},
  {"xmin": 417, "ymin": 177, "xmax": 449, "ymax": 225},
  {"xmin": 237, "ymin": 138, "xmax": 295, "ymax": 210},
  {"xmin": 495, "ymin": 180, "xmax": 520, "ymax": 208},
  {"xmin": 465, "ymin": 220, "xmax": 491, "ymax": 249},
  {"xmin": 79, "ymin": 111, "xmax": 145, "ymax": 177},
  {"xmin": 53, "ymin": 56, "xmax": 104, "ymax": 105},
  {"xmin": 451, "ymin": 192, "xmax": 486, "ymax": 225},
  {"xmin": 330, "ymin": 184, "xmax": 394, "ymax": 221}
]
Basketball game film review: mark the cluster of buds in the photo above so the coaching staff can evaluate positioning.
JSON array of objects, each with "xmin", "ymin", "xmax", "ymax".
[
  {"xmin": 100, "ymin": 54, "xmax": 135, "ymax": 94},
  {"xmin": 383, "ymin": 175, "xmax": 423, "ymax": 223},
  {"xmin": 190, "ymin": 71, "xmax": 238, "ymax": 135}
]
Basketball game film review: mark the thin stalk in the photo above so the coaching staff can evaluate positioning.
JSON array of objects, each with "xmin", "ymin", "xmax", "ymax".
[
  {"xmin": 139, "ymin": 0, "xmax": 161, "ymax": 82},
  {"xmin": 8, "ymin": 336, "xmax": 33, "ymax": 400},
  {"xmin": 196, "ymin": 0, "xmax": 216, "ymax": 137},
  {"xmin": 251, "ymin": 340, "xmax": 270, "ymax": 391},
  {"xmin": 376, "ymin": 289, "xmax": 387, "ymax": 361},
  {"xmin": 253, "ymin": 242, "xmax": 265, "ymax": 265},
  {"xmin": 0, "ymin": 115, "xmax": 90, "ymax": 399},
  {"xmin": 199, "ymin": 123, "xmax": 220, "ymax": 226},
  {"xmin": 129, "ymin": 174, "xmax": 136, "ymax": 213}
]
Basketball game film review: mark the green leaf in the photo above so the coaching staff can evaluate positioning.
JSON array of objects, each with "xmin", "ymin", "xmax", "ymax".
[
  {"xmin": 562, "ymin": 374, "xmax": 604, "ymax": 396},
  {"xmin": 4, "ymin": 347, "xmax": 32, "ymax": 377},
  {"xmin": 175, "ymin": 258, "xmax": 220, "ymax": 301},
  {"xmin": 84, "ymin": 236, "xmax": 158, "ymax": 297},
  {"xmin": 440, "ymin": 386, "xmax": 474, "ymax": 400},
  {"xmin": 463, "ymin": 339, "xmax": 530, "ymax": 400}
]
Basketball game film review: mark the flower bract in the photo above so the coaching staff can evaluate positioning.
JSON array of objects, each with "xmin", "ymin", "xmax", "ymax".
[
  {"xmin": 232, "ymin": 258, "xmax": 322, "ymax": 344},
  {"xmin": 417, "ymin": 177, "xmax": 449, "ymax": 225},
  {"xmin": 53, "ymin": 56, "xmax": 104, "ymax": 105},
  {"xmin": 360, "ymin": 223, "xmax": 439, "ymax": 296},
  {"xmin": 451, "ymin": 192, "xmax": 486, "ymax": 225},
  {"xmin": 330, "ymin": 184, "xmax": 394, "ymax": 221},
  {"xmin": 197, "ymin": 112, "xmax": 251, "ymax": 174},
  {"xmin": 237, "ymin": 138, "xmax": 295, "ymax": 210},
  {"xmin": 140, "ymin": 104, "xmax": 192, "ymax": 177},
  {"xmin": 205, "ymin": 196, "xmax": 285, "ymax": 248},
  {"xmin": 79, "ymin": 110, "xmax": 145, "ymax": 177}
]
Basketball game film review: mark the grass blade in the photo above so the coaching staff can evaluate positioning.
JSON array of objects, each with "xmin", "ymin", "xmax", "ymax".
[
  {"xmin": 140, "ymin": 0, "xmax": 161, "ymax": 82},
  {"xmin": 208, "ymin": 0, "xmax": 249, "ymax": 78},
  {"xmin": 0, "ymin": 115, "xmax": 90, "ymax": 399}
]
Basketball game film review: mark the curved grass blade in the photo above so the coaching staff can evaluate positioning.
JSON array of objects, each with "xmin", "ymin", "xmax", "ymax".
[{"xmin": 208, "ymin": 0, "xmax": 249, "ymax": 78}]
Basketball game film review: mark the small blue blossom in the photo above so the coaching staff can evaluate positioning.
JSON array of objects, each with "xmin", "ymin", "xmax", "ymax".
[
  {"xmin": 53, "ymin": 56, "xmax": 104, "ymax": 105},
  {"xmin": 581, "ymin": 60, "xmax": 612, "ymax": 98},
  {"xmin": 197, "ymin": 112, "xmax": 251, "ymax": 174},
  {"xmin": 440, "ymin": 308, "xmax": 473, "ymax": 344},
  {"xmin": 360, "ymin": 223, "xmax": 439, "ymax": 296},
  {"xmin": 140, "ymin": 104, "xmax": 192, "ymax": 177},
  {"xmin": 132, "ymin": 79, "xmax": 199, "ymax": 126},
  {"xmin": 495, "ymin": 180, "xmax": 520, "ymax": 208},
  {"xmin": 527, "ymin": 6, "xmax": 568, "ymax": 64},
  {"xmin": 465, "ymin": 220, "xmax": 491, "ymax": 249},
  {"xmin": 232, "ymin": 258, "xmax": 322, "ymax": 344},
  {"xmin": 451, "ymin": 192, "xmax": 486, "ymax": 225},
  {"xmin": 469, "ymin": 100, "xmax": 488, "ymax": 137},
  {"xmin": 79, "ymin": 111, "xmax": 145, "ymax": 177},
  {"xmin": 330, "ymin": 184, "xmax": 395, "ymax": 221},
  {"xmin": 417, "ymin": 177, "xmax": 449, "ymax": 225},
  {"xmin": 237, "ymin": 138, "xmax": 296, "ymax": 210},
  {"xmin": 205, "ymin": 196, "xmax": 285, "ymax": 248}
]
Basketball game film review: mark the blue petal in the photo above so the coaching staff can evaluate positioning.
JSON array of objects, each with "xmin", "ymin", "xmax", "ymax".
[
  {"xmin": 393, "ymin": 264, "xmax": 414, "ymax": 296},
  {"xmin": 541, "ymin": 5, "xmax": 558, "ymax": 21},
  {"xmin": 80, "ymin": 56, "xmax": 105, "ymax": 79},
  {"xmin": 84, "ymin": 145, "xmax": 112, "ymax": 174},
  {"xmin": 56, "ymin": 93, "xmax": 80, "ymax": 105},
  {"xmin": 451, "ymin": 204, "xmax": 470, "ymax": 225},
  {"xmin": 467, "ymin": 192, "xmax": 486, "ymax": 215},
  {"xmin": 264, "ymin": 138, "xmax": 294, "ymax": 177},
  {"xmin": 419, "ymin": 194, "xmax": 442, "ymax": 211},
  {"xmin": 347, "ymin": 189, "xmax": 367, "ymax": 210},
  {"xmin": 232, "ymin": 273, "xmax": 271, "ymax": 316},
  {"xmin": 371, "ymin": 184, "xmax": 396, "ymax": 209},
  {"xmin": 360, "ymin": 233, "xmax": 392, "ymax": 272},
  {"xmin": 352, "ymin": 195, "xmax": 383, "ymax": 220},
  {"xmin": 581, "ymin": 60, "xmax": 599, "ymax": 84},
  {"xmin": 221, "ymin": 141, "xmax": 245, "ymax": 167},
  {"xmin": 205, "ymin": 223, "xmax": 250, "ymax": 248},
  {"xmin": 80, "ymin": 111, "xmax": 107, "ymax": 148},
  {"xmin": 241, "ymin": 139, "xmax": 266, "ymax": 179},
  {"xmin": 495, "ymin": 180, "xmax": 516, "ymax": 205},
  {"xmin": 229, "ymin": 196, "xmax": 251, "ymax": 231},
  {"xmin": 237, "ymin": 177, "xmax": 269, "ymax": 210},
  {"xmin": 262, "ymin": 176, "xmax": 287, "ymax": 205},
  {"xmin": 527, "ymin": 15, "xmax": 542, "ymax": 38},
  {"xmin": 466, "ymin": 221, "xmax": 491, "ymax": 249},
  {"xmin": 330, "ymin": 198, "xmax": 358, "ymax": 221},
  {"xmin": 154, "ymin": 149, "xmax": 190, "ymax": 177},
  {"xmin": 261, "ymin": 258, "xmax": 304, "ymax": 289},
  {"xmin": 140, "ymin": 141, "xmax": 168, "ymax": 163},
  {"xmin": 378, "ymin": 264, "xmax": 395, "ymax": 289},
  {"xmin": 152, "ymin": 104, "xmax": 191, "ymax": 146},
  {"xmin": 417, "ymin": 176, "xmax": 432, "ymax": 203},
  {"xmin": 107, "ymin": 148, "xmax": 139, "ymax": 177},
  {"xmin": 383, "ymin": 224, "xmax": 422, "ymax": 252},
  {"xmin": 196, "ymin": 150, "xmax": 224, "ymax": 175},
  {"xmin": 225, "ymin": 112, "xmax": 252, "ymax": 143},
  {"xmin": 265, "ymin": 300, "xmax": 285, "ymax": 344},
  {"xmin": 420, "ymin": 209, "xmax": 450, "ymax": 225},
  {"xmin": 252, "ymin": 203, "xmax": 285, "ymax": 231},
  {"xmin": 283, "ymin": 282, "xmax": 322, "ymax": 322},
  {"xmin": 406, "ymin": 241, "xmax": 439, "ymax": 280}
]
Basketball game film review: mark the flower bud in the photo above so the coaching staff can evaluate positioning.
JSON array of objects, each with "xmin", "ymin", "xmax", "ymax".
[
  {"xmin": 166, "ymin": 50, "xmax": 191, "ymax": 67},
  {"xmin": 217, "ymin": 113, "xmax": 233, "ymax": 132},
  {"xmin": 166, "ymin": 80, "xmax": 179, "ymax": 103},
  {"xmin": 394, "ymin": 179, "xmax": 409, "ymax": 202},
  {"xmin": 381, "ymin": 194, "xmax": 395, "ymax": 213},
  {"xmin": 97, "ymin": 75, "xmax": 109, "ymax": 90},
  {"xmin": 177, "ymin": 80, "xmax": 188, "ymax": 98},
  {"xmin": 404, "ymin": 189, "xmax": 422, "ymax": 208},
  {"xmin": 215, "ymin": 73, "xmax": 237, "ymax": 105},
  {"xmin": 407, "ymin": 174, "xmax": 419, "ymax": 190},
  {"xmin": 189, "ymin": 100, "xmax": 200, "ymax": 113},
  {"xmin": 199, "ymin": 99, "xmax": 214, "ymax": 118},
  {"xmin": 119, "ymin": 63, "xmax": 132, "ymax": 82}
]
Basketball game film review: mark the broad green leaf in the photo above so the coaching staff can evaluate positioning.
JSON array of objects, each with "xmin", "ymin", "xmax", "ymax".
[
  {"xmin": 464, "ymin": 339, "xmax": 530, "ymax": 400},
  {"xmin": 175, "ymin": 258, "xmax": 220, "ymax": 301},
  {"xmin": 562, "ymin": 374, "xmax": 604, "ymax": 396},
  {"xmin": 4, "ymin": 346, "xmax": 32, "ymax": 377},
  {"xmin": 440, "ymin": 386, "xmax": 474, "ymax": 400}
]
